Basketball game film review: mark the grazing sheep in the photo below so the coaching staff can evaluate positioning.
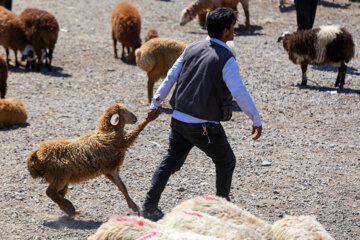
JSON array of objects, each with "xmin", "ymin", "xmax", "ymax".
[
  {"xmin": 272, "ymin": 215, "xmax": 334, "ymax": 240},
  {"xmin": 19, "ymin": 8, "xmax": 59, "ymax": 71},
  {"xmin": 277, "ymin": 25, "xmax": 355, "ymax": 89},
  {"xmin": 111, "ymin": 1, "xmax": 141, "ymax": 60},
  {"xmin": 159, "ymin": 210, "xmax": 265, "ymax": 240},
  {"xmin": 180, "ymin": 0, "xmax": 250, "ymax": 30},
  {"xmin": 172, "ymin": 195, "xmax": 273, "ymax": 240},
  {"xmin": 0, "ymin": 55, "xmax": 7, "ymax": 98},
  {"xmin": 27, "ymin": 104, "xmax": 150, "ymax": 216},
  {"xmin": 135, "ymin": 37, "xmax": 189, "ymax": 103},
  {"xmin": 145, "ymin": 29, "xmax": 159, "ymax": 42},
  {"xmin": 0, "ymin": 97, "xmax": 28, "ymax": 129},
  {"xmin": 0, "ymin": 6, "xmax": 29, "ymax": 67},
  {"xmin": 89, "ymin": 216, "xmax": 223, "ymax": 240}
]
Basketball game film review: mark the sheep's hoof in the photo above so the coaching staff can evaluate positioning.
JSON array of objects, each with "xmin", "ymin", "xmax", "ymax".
[
  {"xmin": 301, "ymin": 81, "xmax": 307, "ymax": 86},
  {"xmin": 339, "ymin": 85, "xmax": 344, "ymax": 89}
]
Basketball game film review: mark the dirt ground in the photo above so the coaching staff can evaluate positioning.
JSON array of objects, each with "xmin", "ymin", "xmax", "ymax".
[{"xmin": 0, "ymin": 0, "xmax": 359, "ymax": 239}]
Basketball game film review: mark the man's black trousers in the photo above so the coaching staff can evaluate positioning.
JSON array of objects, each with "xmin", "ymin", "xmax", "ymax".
[
  {"xmin": 143, "ymin": 118, "xmax": 236, "ymax": 210},
  {"xmin": 294, "ymin": 0, "xmax": 318, "ymax": 30}
]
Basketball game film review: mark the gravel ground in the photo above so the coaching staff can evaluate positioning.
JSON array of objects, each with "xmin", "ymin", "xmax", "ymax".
[{"xmin": 0, "ymin": 0, "xmax": 359, "ymax": 239}]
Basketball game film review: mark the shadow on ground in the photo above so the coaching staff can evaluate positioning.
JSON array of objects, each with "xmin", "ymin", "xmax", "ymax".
[
  {"xmin": 0, "ymin": 123, "xmax": 30, "ymax": 131},
  {"xmin": 297, "ymin": 84, "xmax": 360, "ymax": 95},
  {"xmin": 43, "ymin": 216, "xmax": 102, "ymax": 230},
  {"xmin": 8, "ymin": 65, "xmax": 72, "ymax": 78},
  {"xmin": 312, "ymin": 65, "xmax": 360, "ymax": 76},
  {"xmin": 235, "ymin": 25, "xmax": 263, "ymax": 36}
]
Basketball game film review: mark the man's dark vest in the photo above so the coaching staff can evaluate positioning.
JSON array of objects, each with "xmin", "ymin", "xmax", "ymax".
[{"xmin": 170, "ymin": 40, "xmax": 234, "ymax": 121}]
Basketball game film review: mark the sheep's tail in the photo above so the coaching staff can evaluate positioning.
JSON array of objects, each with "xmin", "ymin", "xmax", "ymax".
[{"xmin": 26, "ymin": 150, "xmax": 42, "ymax": 178}]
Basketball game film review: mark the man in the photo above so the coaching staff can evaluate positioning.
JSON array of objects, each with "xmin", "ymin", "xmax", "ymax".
[
  {"xmin": 294, "ymin": 0, "xmax": 318, "ymax": 30},
  {"xmin": 142, "ymin": 7, "xmax": 262, "ymax": 221}
]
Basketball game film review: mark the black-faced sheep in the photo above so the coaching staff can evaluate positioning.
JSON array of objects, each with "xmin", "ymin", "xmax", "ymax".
[
  {"xmin": 0, "ymin": 97, "xmax": 28, "ymax": 128},
  {"xmin": 180, "ymin": 0, "xmax": 250, "ymax": 30},
  {"xmin": 89, "ymin": 216, "xmax": 223, "ymax": 240},
  {"xmin": 0, "ymin": 55, "xmax": 7, "ymax": 99},
  {"xmin": 145, "ymin": 29, "xmax": 159, "ymax": 42},
  {"xmin": 111, "ymin": 1, "xmax": 141, "ymax": 60},
  {"xmin": 277, "ymin": 25, "xmax": 355, "ymax": 89},
  {"xmin": 272, "ymin": 215, "xmax": 334, "ymax": 240},
  {"xmin": 0, "ymin": 6, "xmax": 29, "ymax": 67},
  {"xmin": 19, "ymin": 8, "xmax": 59, "ymax": 71},
  {"xmin": 135, "ymin": 37, "xmax": 189, "ymax": 103},
  {"xmin": 27, "ymin": 104, "xmax": 150, "ymax": 216},
  {"xmin": 171, "ymin": 195, "xmax": 273, "ymax": 240}
]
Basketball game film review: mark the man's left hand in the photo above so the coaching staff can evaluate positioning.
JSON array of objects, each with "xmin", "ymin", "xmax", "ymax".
[{"xmin": 252, "ymin": 125, "xmax": 262, "ymax": 140}]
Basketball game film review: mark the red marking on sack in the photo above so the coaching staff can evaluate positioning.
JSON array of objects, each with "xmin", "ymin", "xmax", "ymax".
[
  {"xmin": 201, "ymin": 195, "xmax": 221, "ymax": 202},
  {"xmin": 137, "ymin": 231, "xmax": 163, "ymax": 240},
  {"xmin": 183, "ymin": 211, "xmax": 203, "ymax": 218},
  {"xmin": 116, "ymin": 217, "xmax": 148, "ymax": 226}
]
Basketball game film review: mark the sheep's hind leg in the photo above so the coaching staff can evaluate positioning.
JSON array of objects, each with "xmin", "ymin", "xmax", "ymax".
[
  {"xmin": 46, "ymin": 185, "xmax": 77, "ymax": 216},
  {"xmin": 336, "ymin": 63, "xmax": 346, "ymax": 89},
  {"xmin": 300, "ymin": 62, "xmax": 308, "ymax": 86},
  {"xmin": 121, "ymin": 44, "xmax": 125, "ymax": 59},
  {"xmin": 5, "ymin": 48, "xmax": 10, "ymax": 65},
  {"xmin": 105, "ymin": 170, "xmax": 140, "ymax": 213},
  {"xmin": 14, "ymin": 50, "xmax": 19, "ymax": 67},
  {"xmin": 47, "ymin": 48, "xmax": 53, "ymax": 71}
]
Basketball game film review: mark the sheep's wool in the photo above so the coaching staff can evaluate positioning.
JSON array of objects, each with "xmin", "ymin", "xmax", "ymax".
[{"xmin": 315, "ymin": 25, "xmax": 341, "ymax": 63}]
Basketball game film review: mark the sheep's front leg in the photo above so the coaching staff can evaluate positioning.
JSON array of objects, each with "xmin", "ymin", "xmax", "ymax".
[
  {"xmin": 112, "ymin": 31, "xmax": 118, "ymax": 58},
  {"xmin": 46, "ymin": 185, "xmax": 77, "ymax": 216},
  {"xmin": 300, "ymin": 62, "xmax": 308, "ymax": 86},
  {"xmin": 105, "ymin": 170, "xmax": 139, "ymax": 213},
  {"xmin": 5, "ymin": 48, "xmax": 10, "ymax": 65},
  {"xmin": 48, "ymin": 48, "xmax": 53, "ymax": 71},
  {"xmin": 14, "ymin": 50, "xmax": 19, "ymax": 67}
]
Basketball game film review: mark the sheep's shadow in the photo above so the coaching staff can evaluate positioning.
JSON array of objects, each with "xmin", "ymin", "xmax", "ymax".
[
  {"xmin": 234, "ymin": 25, "xmax": 263, "ymax": 36},
  {"xmin": 159, "ymin": 101, "xmax": 242, "ymax": 115},
  {"xmin": 43, "ymin": 216, "xmax": 102, "ymax": 230},
  {"xmin": 312, "ymin": 65, "xmax": 360, "ymax": 76},
  {"xmin": 120, "ymin": 58, "xmax": 136, "ymax": 66},
  {"xmin": 318, "ymin": 0, "xmax": 351, "ymax": 9},
  {"xmin": 0, "ymin": 122, "xmax": 30, "ymax": 131},
  {"xmin": 8, "ymin": 65, "xmax": 72, "ymax": 78},
  {"xmin": 297, "ymin": 84, "xmax": 360, "ymax": 95}
]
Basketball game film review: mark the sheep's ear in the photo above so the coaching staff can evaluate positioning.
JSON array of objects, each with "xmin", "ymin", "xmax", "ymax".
[
  {"xmin": 110, "ymin": 113, "xmax": 120, "ymax": 126},
  {"xmin": 277, "ymin": 31, "xmax": 290, "ymax": 42}
]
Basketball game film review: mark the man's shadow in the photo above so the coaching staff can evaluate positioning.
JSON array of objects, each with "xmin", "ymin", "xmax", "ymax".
[{"xmin": 235, "ymin": 25, "xmax": 263, "ymax": 36}]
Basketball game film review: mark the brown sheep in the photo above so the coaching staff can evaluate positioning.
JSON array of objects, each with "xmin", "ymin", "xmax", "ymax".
[
  {"xmin": 26, "ymin": 104, "xmax": 150, "ymax": 216},
  {"xmin": 135, "ymin": 38, "xmax": 189, "ymax": 103},
  {"xmin": 0, "ymin": 6, "xmax": 29, "ymax": 67},
  {"xmin": 180, "ymin": 0, "xmax": 250, "ymax": 30},
  {"xmin": 19, "ymin": 8, "xmax": 59, "ymax": 71},
  {"xmin": 111, "ymin": 1, "xmax": 141, "ymax": 60},
  {"xmin": 0, "ymin": 97, "xmax": 28, "ymax": 129},
  {"xmin": 0, "ymin": 55, "xmax": 7, "ymax": 98},
  {"xmin": 145, "ymin": 29, "xmax": 159, "ymax": 42}
]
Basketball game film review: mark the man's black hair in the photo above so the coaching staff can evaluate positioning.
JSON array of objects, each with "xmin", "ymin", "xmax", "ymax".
[{"xmin": 206, "ymin": 7, "xmax": 237, "ymax": 39}]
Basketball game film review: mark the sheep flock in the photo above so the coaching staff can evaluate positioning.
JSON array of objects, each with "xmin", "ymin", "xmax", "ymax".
[{"xmin": 0, "ymin": 0, "xmax": 359, "ymax": 239}]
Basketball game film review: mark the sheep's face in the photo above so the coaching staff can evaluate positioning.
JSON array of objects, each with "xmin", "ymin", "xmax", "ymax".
[
  {"xmin": 180, "ymin": 8, "xmax": 194, "ymax": 26},
  {"xmin": 21, "ymin": 44, "xmax": 35, "ymax": 62},
  {"xmin": 99, "ymin": 104, "xmax": 137, "ymax": 131}
]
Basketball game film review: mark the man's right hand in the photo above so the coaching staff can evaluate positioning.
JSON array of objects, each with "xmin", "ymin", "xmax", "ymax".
[{"xmin": 146, "ymin": 108, "xmax": 160, "ymax": 121}]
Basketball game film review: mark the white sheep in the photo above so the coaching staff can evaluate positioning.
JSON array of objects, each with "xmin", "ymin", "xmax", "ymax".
[
  {"xmin": 27, "ymin": 104, "xmax": 150, "ymax": 216},
  {"xmin": 277, "ymin": 25, "xmax": 355, "ymax": 89},
  {"xmin": 159, "ymin": 209, "xmax": 265, "ymax": 240},
  {"xmin": 0, "ymin": 97, "xmax": 28, "ymax": 129},
  {"xmin": 171, "ymin": 195, "xmax": 273, "ymax": 240},
  {"xmin": 272, "ymin": 215, "xmax": 334, "ymax": 240},
  {"xmin": 88, "ymin": 216, "xmax": 223, "ymax": 240}
]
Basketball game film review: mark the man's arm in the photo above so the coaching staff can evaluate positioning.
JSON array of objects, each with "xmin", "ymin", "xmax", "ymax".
[
  {"xmin": 223, "ymin": 57, "xmax": 262, "ymax": 140},
  {"xmin": 146, "ymin": 51, "xmax": 185, "ymax": 121}
]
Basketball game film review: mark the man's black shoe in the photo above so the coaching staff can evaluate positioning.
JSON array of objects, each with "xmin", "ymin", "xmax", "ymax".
[{"xmin": 141, "ymin": 207, "xmax": 164, "ymax": 222}]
